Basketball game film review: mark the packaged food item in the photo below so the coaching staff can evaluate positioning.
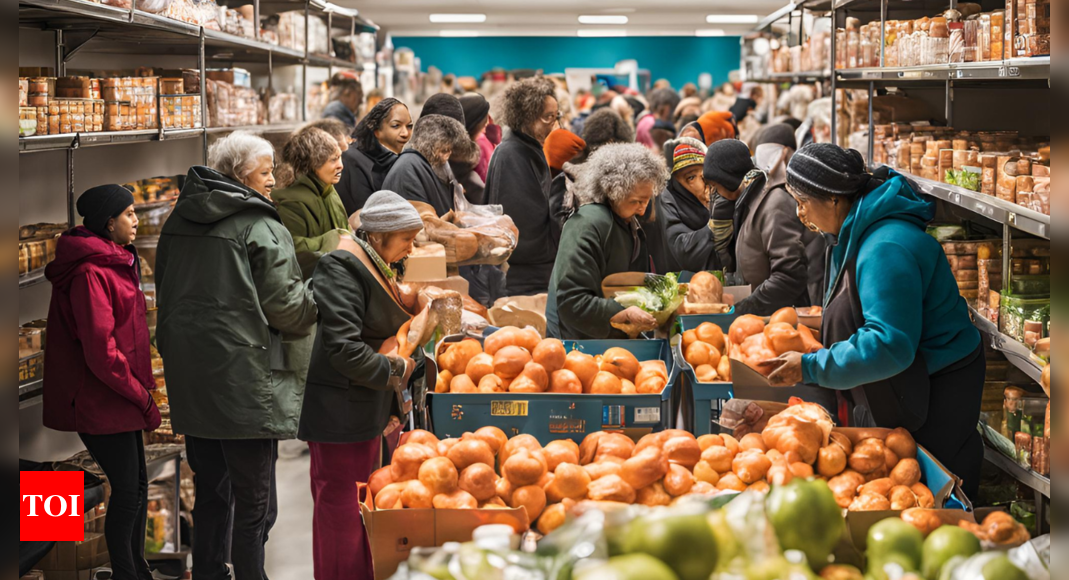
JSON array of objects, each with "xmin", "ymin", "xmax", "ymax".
[{"xmin": 999, "ymin": 295, "xmax": 1048, "ymax": 345}]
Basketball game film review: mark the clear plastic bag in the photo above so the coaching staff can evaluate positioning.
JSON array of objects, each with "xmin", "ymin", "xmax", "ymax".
[{"xmin": 136, "ymin": 0, "xmax": 174, "ymax": 14}]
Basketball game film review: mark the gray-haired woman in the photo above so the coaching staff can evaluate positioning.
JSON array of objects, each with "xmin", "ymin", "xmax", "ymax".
[
  {"xmin": 298, "ymin": 190, "xmax": 422, "ymax": 580},
  {"xmin": 546, "ymin": 143, "xmax": 669, "ymax": 340},
  {"xmin": 156, "ymin": 131, "xmax": 317, "ymax": 580}
]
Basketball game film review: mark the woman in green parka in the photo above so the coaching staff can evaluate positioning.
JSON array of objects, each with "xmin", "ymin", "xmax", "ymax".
[
  {"xmin": 273, "ymin": 126, "xmax": 352, "ymax": 278},
  {"xmin": 546, "ymin": 143, "xmax": 670, "ymax": 340}
]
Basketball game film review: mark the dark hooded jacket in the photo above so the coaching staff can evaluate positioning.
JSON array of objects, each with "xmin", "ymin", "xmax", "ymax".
[
  {"xmin": 43, "ymin": 227, "xmax": 160, "ymax": 435},
  {"xmin": 661, "ymin": 177, "xmax": 721, "ymax": 274},
  {"xmin": 732, "ymin": 144, "xmax": 824, "ymax": 315},
  {"xmin": 337, "ymin": 142, "xmax": 398, "ymax": 215},
  {"xmin": 485, "ymin": 129, "xmax": 558, "ymax": 296},
  {"xmin": 382, "ymin": 150, "xmax": 455, "ymax": 217},
  {"xmin": 155, "ymin": 166, "xmax": 318, "ymax": 440}
]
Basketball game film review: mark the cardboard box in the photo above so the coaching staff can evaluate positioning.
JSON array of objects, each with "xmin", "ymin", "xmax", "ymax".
[
  {"xmin": 846, "ymin": 509, "xmax": 976, "ymax": 553},
  {"xmin": 360, "ymin": 487, "xmax": 529, "ymax": 580},
  {"xmin": 37, "ymin": 532, "xmax": 107, "ymax": 571}
]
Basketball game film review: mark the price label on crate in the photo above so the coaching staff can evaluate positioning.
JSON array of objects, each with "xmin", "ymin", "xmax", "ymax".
[
  {"xmin": 634, "ymin": 407, "xmax": 662, "ymax": 424},
  {"xmin": 603, "ymin": 405, "xmax": 625, "ymax": 428},
  {"xmin": 490, "ymin": 401, "xmax": 529, "ymax": 417}
]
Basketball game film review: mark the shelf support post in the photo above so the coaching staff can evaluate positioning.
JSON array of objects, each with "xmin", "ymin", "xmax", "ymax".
[
  {"xmin": 199, "ymin": 27, "xmax": 208, "ymax": 163},
  {"xmin": 66, "ymin": 149, "xmax": 75, "ymax": 227},
  {"xmin": 254, "ymin": 0, "xmax": 261, "ymax": 41},
  {"xmin": 868, "ymin": 81, "xmax": 875, "ymax": 167},
  {"xmin": 830, "ymin": 3, "xmax": 838, "ymax": 145},
  {"xmin": 880, "ymin": 0, "xmax": 887, "ymax": 66},
  {"xmin": 55, "ymin": 30, "xmax": 65, "ymax": 76}
]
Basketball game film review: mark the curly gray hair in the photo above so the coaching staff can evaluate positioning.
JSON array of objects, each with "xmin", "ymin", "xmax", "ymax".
[
  {"xmin": 405, "ymin": 114, "xmax": 470, "ymax": 165},
  {"xmin": 573, "ymin": 143, "xmax": 669, "ymax": 207},
  {"xmin": 207, "ymin": 131, "xmax": 275, "ymax": 182},
  {"xmin": 500, "ymin": 77, "xmax": 557, "ymax": 133}
]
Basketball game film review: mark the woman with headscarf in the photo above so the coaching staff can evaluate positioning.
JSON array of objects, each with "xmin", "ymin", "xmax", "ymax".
[
  {"xmin": 43, "ymin": 185, "xmax": 160, "ymax": 580},
  {"xmin": 762, "ymin": 143, "xmax": 984, "ymax": 499},
  {"xmin": 337, "ymin": 98, "xmax": 413, "ymax": 215},
  {"xmin": 546, "ymin": 144, "xmax": 669, "ymax": 340},
  {"xmin": 272, "ymin": 127, "xmax": 352, "ymax": 278},
  {"xmin": 299, "ymin": 191, "xmax": 422, "ymax": 580},
  {"xmin": 678, "ymin": 110, "xmax": 737, "ymax": 147},
  {"xmin": 457, "ymin": 93, "xmax": 492, "ymax": 203},
  {"xmin": 484, "ymin": 77, "xmax": 561, "ymax": 296}
]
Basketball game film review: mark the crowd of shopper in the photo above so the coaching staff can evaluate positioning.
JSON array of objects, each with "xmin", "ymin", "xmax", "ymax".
[{"xmin": 40, "ymin": 72, "xmax": 984, "ymax": 580}]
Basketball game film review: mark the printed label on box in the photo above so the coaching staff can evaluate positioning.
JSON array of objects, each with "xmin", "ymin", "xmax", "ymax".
[
  {"xmin": 634, "ymin": 407, "xmax": 661, "ymax": 424},
  {"xmin": 490, "ymin": 401, "xmax": 529, "ymax": 417},
  {"xmin": 603, "ymin": 405, "xmax": 625, "ymax": 428}
]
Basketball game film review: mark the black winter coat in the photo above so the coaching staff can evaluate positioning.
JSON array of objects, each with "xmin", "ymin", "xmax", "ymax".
[
  {"xmin": 382, "ymin": 150, "xmax": 454, "ymax": 217},
  {"xmin": 485, "ymin": 130, "xmax": 558, "ymax": 296},
  {"xmin": 337, "ymin": 143, "xmax": 397, "ymax": 216},
  {"xmin": 660, "ymin": 179, "xmax": 722, "ymax": 273}
]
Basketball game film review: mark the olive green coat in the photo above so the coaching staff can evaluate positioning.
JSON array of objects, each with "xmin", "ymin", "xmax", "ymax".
[
  {"xmin": 155, "ymin": 166, "xmax": 318, "ymax": 440},
  {"xmin": 273, "ymin": 174, "xmax": 351, "ymax": 278},
  {"xmin": 546, "ymin": 202, "xmax": 650, "ymax": 340}
]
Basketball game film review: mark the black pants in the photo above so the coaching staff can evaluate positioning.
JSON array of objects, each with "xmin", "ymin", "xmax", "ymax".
[
  {"xmin": 79, "ymin": 432, "xmax": 153, "ymax": 580},
  {"xmin": 912, "ymin": 344, "xmax": 986, "ymax": 501},
  {"xmin": 186, "ymin": 437, "xmax": 278, "ymax": 580}
]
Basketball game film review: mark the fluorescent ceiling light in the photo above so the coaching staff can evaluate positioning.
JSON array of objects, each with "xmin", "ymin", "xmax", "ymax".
[
  {"xmin": 440, "ymin": 30, "xmax": 479, "ymax": 37},
  {"xmin": 577, "ymin": 29, "xmax": 627, "ymax": 37},
  {"xmin": 706, "ymin": 14, "xmax": 760, "ymax": 24},
  {"xmin": 696, "ymin": 29, "xmax": 726, "ymax": 36},
  {"xmin": 578, "ymin": 15, "xmax": 629, "ymax": 24},
  {"xmin": 429, "ymin": 13, "xmax": 486, "ymax": 23}
]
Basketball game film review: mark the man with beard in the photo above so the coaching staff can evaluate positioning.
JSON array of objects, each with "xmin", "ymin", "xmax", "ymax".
[{"xmin": 382, "ymin": 114, "xmax": 474, "ymax": 217}]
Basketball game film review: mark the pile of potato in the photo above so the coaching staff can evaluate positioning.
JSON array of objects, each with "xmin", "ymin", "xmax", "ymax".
[
  {"xmin": 371, "ymin": 406, "xmax": 937, "ymax": 538},
  {"xmin": 682, "ymin": 308, "xmax": 824, "ymax": 382},
  {"xmin": 435, "ymin": 326, "xmax": 669, "ymax": 395}
]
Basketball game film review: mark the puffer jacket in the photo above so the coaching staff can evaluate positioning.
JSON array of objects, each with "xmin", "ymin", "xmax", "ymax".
[{"xmin": 155, "ymin": 166, "xmax": 318, "ymax": 440}]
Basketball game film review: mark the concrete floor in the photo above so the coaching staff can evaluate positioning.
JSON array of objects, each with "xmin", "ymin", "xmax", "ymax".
[{"xmin": 265, "ymin": 442, "xmax": 315, "ymax": 580}]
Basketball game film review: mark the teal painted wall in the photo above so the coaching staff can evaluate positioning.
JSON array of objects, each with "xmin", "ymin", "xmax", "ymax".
[{"xmin": 390, "ymin": 36, "xmax": 741, "ymax": 90}]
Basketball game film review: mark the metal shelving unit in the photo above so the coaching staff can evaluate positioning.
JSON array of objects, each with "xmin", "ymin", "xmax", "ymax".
[
  {"xmin": 898, "ymin": 170, "xmax": 1051, "ymax": 240},
  {"xmin": 19, "ymin": 269, "xmax": 47, "ymax": 288},
  {"xmin": 19, "ymin": 380, "xmax": 44, "ymax": 410},
  {"xmin": 970, "ymin": 307, "xmax": 1046, "ymax": 385},
  {"xmin": 836, "ymin": 57, "xmax": 1051, "ymax": 83}
]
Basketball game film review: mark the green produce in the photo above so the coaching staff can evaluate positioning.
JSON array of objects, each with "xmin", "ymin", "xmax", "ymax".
[
  {"xmin": 767, "ymin": 479, "xmax": 846, "ymax": 569},
  {"xmin": 867, "ymin": 519, "xmax": 925, "ymax": 579},
  {"xmin": 980, "ymin": 556, "xmax": 1029, "ymax": 580},
  {"xmin": 613, "ymin": 272, "xmax": 687, "ymax": 325},
  {"xmin": 624, "ymin": 513, "xmax": 718, "ymax": 580},
  {"xmin": 575, "ymin": 554, "xmax": 681, "ymax": 580},
  {"xmin": 922, "ymin": 526, "xmax": 982, "ymax": 580},
  {"xmin": 707, "ymin": 510, "xmax": 741, "ymax": 570}
]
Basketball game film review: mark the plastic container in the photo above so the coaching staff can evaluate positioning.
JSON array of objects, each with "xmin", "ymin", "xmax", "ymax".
[
  {"xmin": 999, "ymin": 295, "xmax": 1049, "ymax": 345},
  {"xmin": 1009, "ymin": 275, "xmax": 1050, "ymax": 297},
  {"xmin": 425, "ymin": 337, "xmax": 677, "ymax": 445}
]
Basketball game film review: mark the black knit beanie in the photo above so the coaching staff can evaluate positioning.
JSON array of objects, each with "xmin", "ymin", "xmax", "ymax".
[
  {"xmin": 77, "ymin": 184, "xmax": 135, "ymax": 238},
  {"xmin": 787, "ymin": 142, "xmax": 871, "ymax": 200},
  {"xmin": 703, "ymin": 139, "xmax": 755, "ymax": 192},
  {"xmin": 459, "ymin": 94, "xmax": 490, "ymax": 134},
  {"xmin": 421, "ymin": 93, "xmax": 466, "ymax": 125},
  {"xmin": 754, "ymin": 123, "xmax": 798, "ymax": 151}
]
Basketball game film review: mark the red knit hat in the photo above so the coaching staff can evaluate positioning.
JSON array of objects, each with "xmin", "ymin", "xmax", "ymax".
[
  {"xmin": 696, "ymin": 111, "xmax": 737, "ymax": 146},
  {"xmin": 543, "ymin": 129, "xmax": 587, "ymax": 171}
]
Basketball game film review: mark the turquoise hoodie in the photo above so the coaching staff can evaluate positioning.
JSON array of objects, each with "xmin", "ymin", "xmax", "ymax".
[{"xmin": 802, "ymin": 172, "xmax": 980, "ymax": 390}]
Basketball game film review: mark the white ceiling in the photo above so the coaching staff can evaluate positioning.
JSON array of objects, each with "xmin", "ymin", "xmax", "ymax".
[{"xmin": 343, "ymin": 0, "xmax": 784, "ymax": 36}]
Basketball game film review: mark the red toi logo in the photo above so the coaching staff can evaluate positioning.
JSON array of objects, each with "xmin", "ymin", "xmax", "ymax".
[{"xmin": 20, "ymin": 471, "xmax": 85, "ymax": 542}]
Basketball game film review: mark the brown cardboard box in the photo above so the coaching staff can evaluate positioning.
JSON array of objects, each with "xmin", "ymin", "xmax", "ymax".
[
  {"xmin": 359, "ymin": 488, "xmax": 529, "ymax": 580},
  {"xmin": 37, "ymin": 533, "xmax": 106, "ymax": 571}
]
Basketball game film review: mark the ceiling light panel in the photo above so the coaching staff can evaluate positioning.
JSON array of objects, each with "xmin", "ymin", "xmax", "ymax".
[
  {"xmin": 429, "ymin": 14, "xmax": 487, "ymax": 23},
  {"xmin": 705, "ymin": 14, "xmax": 760, "ymax": 24},
  {"xmin": 695, "ymin": 29, "xmax": 726, "ymax": 36},
  {"xmin": 577, "ymin": 29, "xmax": 627, "ymax": 37},
  {"xmin": 578, "ymin": 15, "xmax": 629, "ymax": 24}
]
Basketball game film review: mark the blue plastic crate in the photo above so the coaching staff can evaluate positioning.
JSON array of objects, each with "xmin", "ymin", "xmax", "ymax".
[
  {"xmin": 425, "ymin": 338, "xmax": 677, "ymax": 446},
  {"xmin": 676, "ymin": 315, "xmax": 735, "ymax": 435}
]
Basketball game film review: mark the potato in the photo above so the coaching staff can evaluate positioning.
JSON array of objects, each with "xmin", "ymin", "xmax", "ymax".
[
  {"xmin": 458, "ymin": 463, "xmax": 498, "ymax": 501},
  {"xmin": 532, "ymin": 339, "xmax": 567, "ymax": 374},
  {"xmin": 502, "ymin": 448, "xmax": 547, "ymax": 486},
  {"xmin": 695, "ymin": 364, "xmax": 718, "ymax": 383},
  {"xmin": 732, "ymin": 449, "xmax": 773, "ymax": 484},
  {"xmin": 543, "ymin": 440, "xmax": 580, "ymax": 472},
  {"xmin": 433, "ymin": 490, "xmax": 478, "ymax": 510},
  {"xmin": 769, "ymin": 307, "xmax": 799, "ymax": 328},
  {"xmin": 447, "ymin": 439, "xmax": 496, "ymax": 472},
  {"xmin": 664, "ymin": 437, "xmax": 702, "ymax": 469},
  {"xmin": 695, "ymin": 322, "xmax": 726, "ymax": 352},
  {"xmin": 450, "ymin": 374, "xmax": 478, "ymax": 393},
  {"xmin": 682, "ymin": 329, "xmax": 699, "ymax": 351},
  {"xmin": 435, "ymin": 370, "xmax": 453, "ymax": 393},
  {"xmin": 621, "ymin": 379, "xmax": 637, "ymax": 394},
  {"xmin": 401, "ymin": 480, "xmax": 435, "ymax": 509},
  {"xmin": 465, "ymin": 353, "xmax": 495, "ymax": 385},
  {"xmin": 391, "ymin": 443, "xmax": 437, "ymax": 482},
  {"xmin": 764, "ymin": 322, "xmax": 806, "ymax": 356},
  {"xmin": 599, "ymin": 347, "xmax": 641, "ymax": 382},
  {"xmin": 484, "ymin": 326, "xmax": 539, "ymax": 356},
  {"xmin": 688, "ymin": 271, "xmax": 724, "ymax": 304},
  {"xmin": 563, "ymin": 350, "xmax": 599, "ymax": 392},
  {"xmin": 621, "ymin": 447, "xmax": 669, "ymax": 490},
  {"xmin": 636, "ymin": 482, "xmax": 672, "ymax": 507},
  {"xmin": 685, "ymin": 341, "xmax": 721, "ymax": 368},
  {"xmin": 510, "ymin": 362, "xmax": 549, "ymax": 393},
  {"xmin": 493, "ymin": 346, "xmax": 533, "ymax": 380},
  {"xmin": 549, "ymin": 369, "xmax": 583, "ymax": 394},
  {"xmin": 418, "ymin": 457, "xmax": 459, "ymax": 496},
  {"xmin": 729, "ymin": 314, "xmax": 766, "ymax": 346},
  {"xmin": 440, "ymin": 339, "xmax": 483, "ymax": 377},
  {"xmin": 470, "ymin": 427, "xmax": 508, "ymax": 456},
  {"xmin": 885, "ymin": 427, "xmax": 918, "ymax": 460},
  {"xmin": 510, "ymin": 485, "xmax": 547, "ymax": 520},
  {"xmin": 478, "ymin": 374, "xmax": 507, "ymax": 393},
  {"xmin": 589, "ymin": 371, "xmax": 623, "ymax": 394}
]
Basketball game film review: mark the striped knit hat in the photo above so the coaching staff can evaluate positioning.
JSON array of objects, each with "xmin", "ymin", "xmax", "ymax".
[{"xmin": 672, "ymin": 137, "xmax": 707, "ymax": 174}]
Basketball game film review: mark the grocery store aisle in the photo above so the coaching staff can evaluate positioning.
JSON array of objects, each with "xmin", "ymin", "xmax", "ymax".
[{"xmin": 265, "ymin": 442, "xmax": 315, "ymax": 580}]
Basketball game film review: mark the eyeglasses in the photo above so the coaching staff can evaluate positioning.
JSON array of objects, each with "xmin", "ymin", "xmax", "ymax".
[{"xmin": 542, "ymin": 111, "xmax": 563, "ymax": 128}]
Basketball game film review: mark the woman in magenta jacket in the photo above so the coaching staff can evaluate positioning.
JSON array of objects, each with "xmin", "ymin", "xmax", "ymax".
[{"xmin": 44, "ymin": 184, "xmax": 160, "ymax": 580}]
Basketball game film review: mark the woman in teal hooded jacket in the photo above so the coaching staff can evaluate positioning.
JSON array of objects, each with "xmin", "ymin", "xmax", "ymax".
[{"xmin": 762, "ymin": 143, "xmax": 984, "ymax": 499}]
